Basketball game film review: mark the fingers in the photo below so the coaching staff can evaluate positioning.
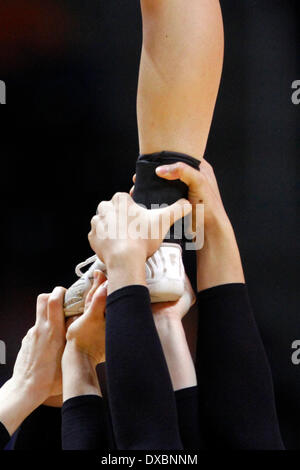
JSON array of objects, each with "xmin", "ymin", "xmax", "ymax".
[
  {"xmin": 156, "ymin": 162, "xmax": 204, "ymax": 194},
  {"xmin": 36, "ymin": 287, "xmax": 66, "ymax": 330},
  {"xmin": 88, "ymin": 215, "xmax": 98, "ymax": 239},
  {"xmin": 65, "ymin": 316, "xmax": 78, "ymax": 332},
  {"xmin": 36, "ymin": 294, "xmax": 50, "ymax": 324},
  {"xmin": 93, "ymin": 193, "xmax": 134, "ymax": 229},
  {"xmin": 111, "ymin": 192, "xmax": 133, "ymax": 206},
  {"xmin": 96, "ymin": 193, "xmax": 132, "ymax": 215},
  {"xmin": 90, "ymin": 215, "xmax": 99, "ymax": 230},
  {"xmin": 160, "ymin": 198, "xmax": 192, "ymax": 231},
  {"xmin": 47, "ymin": 287, "xmax": 66, "ymax": 328},
  {"xmin": 85, "ymin": 281, "xmax": 107, "ymax": 321},
  {"xmin": 85, "ymin": 270, "xmax": 106, "ymax": 309},
  {"xmin": 130, "ymin": 175, "xmax": 136, "ymax": 196},
  {"xmin": 88, "ymin": 215, "xmax": 98, "ymax": 242}
]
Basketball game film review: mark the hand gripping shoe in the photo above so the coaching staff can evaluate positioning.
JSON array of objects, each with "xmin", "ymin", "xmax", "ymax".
[{"xmin": 64, "ymin": 242, "xmax": 185, "ymax": 317}]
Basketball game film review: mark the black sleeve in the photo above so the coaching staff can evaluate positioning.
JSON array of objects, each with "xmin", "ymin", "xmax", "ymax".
[
  {"xmin": 196, "ymin": 283, "xmax": 284, "ymax": 450},
  {"xmin": 175, "ymin": 386, "xmax": 203, "ymax": 450},
  {"xmin": 0, "ymin": 422, "xmax": 10, "ymax": 450},
  {"xmin": 62, "ymin": 395, "xmax": 109, "ymax": 450},
  {"xmin": 106, "ymin": 285, "xmax": 183, "ymax": 450},
  {"xmin": 13, "ymin": 405, "xmax": 62, "ymax": 450}
]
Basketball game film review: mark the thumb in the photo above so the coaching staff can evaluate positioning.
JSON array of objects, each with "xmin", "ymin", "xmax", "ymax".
[
  {"xmin": 85, "ymin": 270, "xmax": 106, "ymax": 309},
  {"xmin": 159, "ymin": 198, "xmax": 192, "ymax": 232},
  {"xmin": 85, "ymin": 282, "xmax": 107, "ymax": 320}
]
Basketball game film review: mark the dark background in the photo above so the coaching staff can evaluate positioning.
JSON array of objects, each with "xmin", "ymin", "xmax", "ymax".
[{"xmin": 0, "ymin": 0, "xmax": 299, "ymax": 449}]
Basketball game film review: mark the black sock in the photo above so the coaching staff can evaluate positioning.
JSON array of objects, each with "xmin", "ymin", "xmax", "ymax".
[{"xmin": 132, "ymin": 151, "xmax": 200, "ymax": 247}]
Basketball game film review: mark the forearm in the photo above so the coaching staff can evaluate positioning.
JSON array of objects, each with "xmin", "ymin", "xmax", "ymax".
[
  {"xmin": 197, "ymin": 219, "xmax": 245, "ymax": 292},
  {"xmin": 13, "ymin": 404, "xmax": 62, "ymax": 450},
  {"xmin": 106, "ymin": 284, "xmax": 182, "ymax": 449},
  {"xmin": 196, "ymin": 284, "xmax": 284, "ymax": 449},
  {"xmin": 154, "ymin": 316, "xmax": 197, "ymax": 391},
  {"xmin": 0, "ymin": 378, "xmax": 41, "ymax": 436},
  {"xmin": 62, "ymin": 343, "xmax": 101, "ymax": 402}
]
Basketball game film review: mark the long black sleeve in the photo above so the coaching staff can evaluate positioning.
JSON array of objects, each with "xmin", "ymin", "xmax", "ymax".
[
  {"xmin": 0, "ymin": 422, "xmax": 10, "ymax": 450},
  {"xmin": 13, "ymin": 405, "xmax": 62, "ymax": 450},
  {"xmin": 105, "ymin": 285, "xmax": 183, "ymax": 450},
  {"xmin": 196, "ymin": 283, "xmax": 284, "ymax": 449},
  {"xmin": 175, "ymin": 386, "xmax": 203, "ymax": 450},
  {"xmin": 62, "ymin": 395, "xmax": 109, "ymax": 450}
]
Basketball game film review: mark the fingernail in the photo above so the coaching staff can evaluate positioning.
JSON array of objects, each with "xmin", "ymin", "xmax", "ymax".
[
  {"xmin": 156, "ymin": 166, "xmax": 170, "ymax": 175},
  {"xmin": 52, "ymin": 286, "xmax": 63, "ymax": 296}
]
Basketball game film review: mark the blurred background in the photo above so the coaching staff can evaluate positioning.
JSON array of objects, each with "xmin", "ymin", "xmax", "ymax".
[{"xmin": 0, "ymin": 0, "xmax": 299, "ymax": 449}]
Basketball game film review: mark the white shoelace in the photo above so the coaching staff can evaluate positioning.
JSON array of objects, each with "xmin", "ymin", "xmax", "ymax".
[{"xmin": 75, "ymin": 255, "xmax": 98, "ymax": 277}]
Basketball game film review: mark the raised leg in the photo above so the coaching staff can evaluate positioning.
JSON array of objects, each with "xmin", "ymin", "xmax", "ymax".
[{"xmin": 137, "ymin": 0, "xmax": 224, "ymax": 160}]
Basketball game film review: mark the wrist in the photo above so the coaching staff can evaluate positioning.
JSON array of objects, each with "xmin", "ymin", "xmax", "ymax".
[
  {"xmin": 153, "ymin": 314, "xmax": 186, "ymax": 346},
  {"xmin": 106, "ymin": 248, "xmax": 147, "ymax": 295},
  {"xmin": 105, "ymin": 245, "xmax": 147, "ymax": 269},
  {"xmin": 203, "ymin": 216, "xmax": 241, "ymax": 256},
  {"xmin": 197, "ymin": 216, "xmax": 245, "ymax": 291},
  {"xmin": 62, "ymin": 342, "xmax": 101, "ymax": 401},
  {"xmin": 153, "ymin": 315, "xmax": 197, "ymax": 391},
  {"xmin": 205, "ymin": 211, "xmax": 234, "ymax": 241},
  {"xmin": 0, "ymin": 378, "xmax": 41, "ymax": 436},
  {"xmin": 63, "ymin": 341, "xmax": 97, "ymax": 369},
  {"xmin": 153, "ymin": 313, "xmax": 183, "ymax": 330}
]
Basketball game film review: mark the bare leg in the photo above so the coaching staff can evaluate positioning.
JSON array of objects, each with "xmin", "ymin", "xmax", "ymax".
[
  {"xmin": 65, "ymin": 1, "xmax": 225, "ymax": 317},
  {"xmin": 138, "ymin": 0, "xmax": 224, "ymax": 160}
]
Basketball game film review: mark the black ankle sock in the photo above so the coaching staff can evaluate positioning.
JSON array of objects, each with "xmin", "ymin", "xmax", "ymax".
[{"xmin": 132, "ymin": 151, "xmax": 200, "ymax": 247}]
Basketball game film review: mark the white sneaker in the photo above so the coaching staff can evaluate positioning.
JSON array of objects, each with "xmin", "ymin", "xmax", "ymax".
[{"xmin": 64, "ymin": 242, "xmax": 185, "ymax": 317}]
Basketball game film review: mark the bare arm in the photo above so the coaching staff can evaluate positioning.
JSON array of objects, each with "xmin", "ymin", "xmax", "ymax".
[
  {"xmin": 0, "ymin": 288, "xmax": 66, "ymax": 436},
  {"xmin": 152, "ymin": 277, "xmax": 197, "ymax": 391},
  {"xmin": 155, "ymin": 159, "xmax": 245, "ymax": 290},
  {"xmin": 62, "ymin": 271, "xmax": 107, "ymax": 402},
  {"xmin": 138, "ymin": 0, "xmax": 224, "ymax": 159}
]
